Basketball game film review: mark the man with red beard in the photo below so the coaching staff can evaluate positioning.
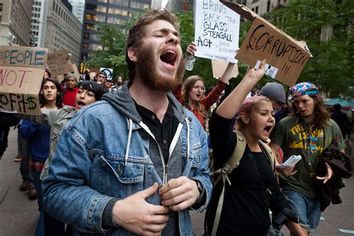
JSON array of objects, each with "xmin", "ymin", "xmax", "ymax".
[{"xmin": 42, "ymin": 9, "xmax": 212, "ymax": 236}]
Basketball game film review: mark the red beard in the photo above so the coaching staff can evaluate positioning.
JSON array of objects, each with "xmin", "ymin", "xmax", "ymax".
[{"xmin": 135, "ymin": 45, "xmax": 185, "ymax": 92}]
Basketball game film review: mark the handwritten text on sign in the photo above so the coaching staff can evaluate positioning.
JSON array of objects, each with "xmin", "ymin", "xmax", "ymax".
[
  {"xmin": 194, "ymin": 0, "xmax": 240, "ymax": 63},
  {"xmin": 0, "ymin": 47, "xmax": 46, "ymax": 67},
  {"xmin": 236, "ymin": 17, "xmax": 311, "ymax": 86},
  {"xmin": 0, "ymin": 67, "xmax": 45, "ymax": 114},
  {"xmin": 0, "ymin": 93, "xmax": 38, "ymax": 115},
  {"xmin": 0, "ymin": 46, "xmax": 47, "ymax": 115}
]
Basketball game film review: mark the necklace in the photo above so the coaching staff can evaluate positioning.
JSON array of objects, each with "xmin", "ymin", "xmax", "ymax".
[{"xmin": 299, "ymin": 118, "xmax": 325, "ymax": 178}]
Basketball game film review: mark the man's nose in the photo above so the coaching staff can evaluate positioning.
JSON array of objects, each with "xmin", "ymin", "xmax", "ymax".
[{"xmin": 167, "ymin": 33, "xmax": 179, "ymax": 44}]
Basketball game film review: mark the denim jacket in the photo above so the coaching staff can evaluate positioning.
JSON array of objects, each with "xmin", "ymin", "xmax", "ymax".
[{"xmin": 42, "ymin": 83, "xmax": 212, "ymax": 235}]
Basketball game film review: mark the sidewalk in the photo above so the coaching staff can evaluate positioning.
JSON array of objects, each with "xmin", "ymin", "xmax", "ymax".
[
  {"xmin": 0, "ymin": 129, "xmax": 353, "ymax": 236},
  {"xmin": 0, "ymin": 129, "xmax": 37, "ymax": 236}
]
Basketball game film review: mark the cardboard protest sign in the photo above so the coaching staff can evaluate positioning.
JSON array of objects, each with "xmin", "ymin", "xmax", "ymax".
[
  {"xmin": 0, "ymin": 46, "xmax": 47, "ymax": 115},
  {"xmin": 212, "ymin": 60, "xmax": 238, "ymax": 79},
  {"xmin": 47, "ymin": 48, "xmax": 73, "ymax": 78},
  {"xmin": 56, "ymin": 75, "xmax": 65, "ymax": 83},
  {"xmin": 221, "ymin": 0, "xmax": 312, "ymax": 86},
  {"xmin": 72, "ymin": 63, "xmax": 81, "ymax": 80},
  {"xmin": 194, "ymin": 0, "xmax": 240, "ymax": 63}
]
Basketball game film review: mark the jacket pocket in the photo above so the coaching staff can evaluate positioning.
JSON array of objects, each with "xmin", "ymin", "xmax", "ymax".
[
  {"xmin": 90, "ymin": 155, "xmax": 146, "ymax": 196},
  {"xmin": 98, "ymin": 156, "xmax": 145, "ymax": 184}
]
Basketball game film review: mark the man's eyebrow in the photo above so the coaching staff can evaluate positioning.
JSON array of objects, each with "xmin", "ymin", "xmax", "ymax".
[{"xmin": 153, "ymin": 28, "xmax": 179, "ymax": 37}]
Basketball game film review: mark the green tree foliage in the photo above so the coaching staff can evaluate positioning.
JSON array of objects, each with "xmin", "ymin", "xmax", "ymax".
[
  {"xmin": 85, "ymin": 13, "xmax": 140, "ymax": 79},
  {"xmin": 176, "ymin": 11, "xmax": 214, "ymax": 89},
  {"xmin": 85, "ymin": 10, "xmax": 242, "ymax": 89},
  {"xmin": 85, "ymin": 1, "xmax": 353, "ymax": 97},
  {"xmin": 264, "ymin": 0, "xmax": 354, "ymax": 97},
  {"xmin": 85, "ymin": 23, "xmax": 128, "ymax": 78}
]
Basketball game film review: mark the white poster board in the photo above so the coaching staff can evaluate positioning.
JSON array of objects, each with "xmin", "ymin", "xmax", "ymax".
[{"xmin": 194, "ymin": 0, "xmax": 240, "ymax": 63}]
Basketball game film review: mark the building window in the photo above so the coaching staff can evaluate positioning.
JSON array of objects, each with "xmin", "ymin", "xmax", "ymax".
[
  {"xmin": 85, "ymin": 14, "xmax": 96, "ymax": 20},
  {"xmin": 83, "ymin": 32, "xmax": 90, "ymax": 40},
  {"xmin": 84, "ymin": 23, "xmax": 95, "ymax": 30},
  {"xmin": 0, "ymin": 3, "xmax": 3, "ymax": 11},
  {"xmin": 86, "ymin": 4, "xmax": 97, "ymax": 11}
]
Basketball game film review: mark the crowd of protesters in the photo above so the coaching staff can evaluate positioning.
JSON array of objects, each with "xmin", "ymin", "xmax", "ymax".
[{"xmin": 0, "ymin": 9, "xmax": 353, "ymax": 236}]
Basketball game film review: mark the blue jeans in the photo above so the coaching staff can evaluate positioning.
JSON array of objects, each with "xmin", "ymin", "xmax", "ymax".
[{"xmin": 282, "ymin": 189, "xmax": 321, "ymax": 232}]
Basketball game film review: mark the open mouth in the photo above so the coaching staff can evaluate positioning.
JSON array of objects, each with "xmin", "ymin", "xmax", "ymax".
[
  {"xmin": 264, "ymin": 125, "xmax": 273, "ymax": 133},
  {"xmin": 77, "ymin": 101, "xmax": 86, "ymax": 107},
  {"xmin": 196, "ymin": 93, "xmax": 202, "ymax": 99},
  {"xmin": 160, "ymin": 50, "xmax": 177, "ymax": 66}
]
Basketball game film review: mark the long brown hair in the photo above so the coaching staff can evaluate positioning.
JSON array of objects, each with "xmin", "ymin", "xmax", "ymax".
[
  {"xmin": 291, "ymin": 94, "xmax": 330, "ymax": 130},
  {"xmin": 182, "ymin": 75, "xmax": 206, "ymax": 115},
  {"xmin": 39, "ymin": 77, "xmax": 63, "ymax": 108}
]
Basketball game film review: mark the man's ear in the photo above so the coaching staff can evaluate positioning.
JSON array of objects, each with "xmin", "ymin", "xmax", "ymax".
[{"xmin": 127, "ymin": 47, "xmax": 137, "ymax": 62}]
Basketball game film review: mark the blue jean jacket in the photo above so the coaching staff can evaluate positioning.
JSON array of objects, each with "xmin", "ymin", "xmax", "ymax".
[{"xmin": 42, "ymin": 85, "xmax": 212, "ymax": 235}]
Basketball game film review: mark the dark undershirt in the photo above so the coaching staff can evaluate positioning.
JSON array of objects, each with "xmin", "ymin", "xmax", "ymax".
[{"xmin": 135, "ymin": 100, "xmax": 178, "ymax": 163}]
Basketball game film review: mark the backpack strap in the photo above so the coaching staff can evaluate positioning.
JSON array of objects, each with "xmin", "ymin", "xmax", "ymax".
[
  {"xmin": 210, "ymin": 130, "xmax": 246, "ymax": 236},
  {"xmin": 212, "ymin": 130, "xmax": 246, "ymax": 184}
]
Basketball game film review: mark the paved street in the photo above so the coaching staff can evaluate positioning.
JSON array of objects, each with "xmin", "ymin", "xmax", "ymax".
[{"xmin": 0, "ymin": 129, "xmax": 353, "ymax": 236}]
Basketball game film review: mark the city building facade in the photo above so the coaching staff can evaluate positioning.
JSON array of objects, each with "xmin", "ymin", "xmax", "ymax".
[
  {"xmin": 80, "ymin": 0, "xmax": 160, "ymax": 62},
  {"xmin": 165, "ymin": 0, "xmax": 192, "ymax": 12},
  {"xmin": 68, "ymin": 0, "xmax": 85, "ymax": 23},
  {"xmin": 0, "ymin": 0, "xmax": 33, "ymax": 46},
  {"xmin": 31, "ymin": 0, "xmax": 82, "ymax": 64},
  {"xmin": 243, "ymin": 0, "xmax": 288, "ymax": 15},
  {"xmin": 161, "ymin": 0, "xmax": 289, "ymax": 15},
  {"xmin": 79, "ymin": 0, "xmax": 289, "ymax": 63}
]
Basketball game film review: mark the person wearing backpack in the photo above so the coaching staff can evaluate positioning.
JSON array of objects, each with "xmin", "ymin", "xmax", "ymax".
[{"xmin": 205, "ymin": 60, "xmax": 299, "ymax": 236}]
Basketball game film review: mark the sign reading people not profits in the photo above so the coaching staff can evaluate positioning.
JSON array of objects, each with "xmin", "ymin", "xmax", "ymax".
[{"xmin": 0, "ymin": 46, "xmax": 47, "ymax": 115}]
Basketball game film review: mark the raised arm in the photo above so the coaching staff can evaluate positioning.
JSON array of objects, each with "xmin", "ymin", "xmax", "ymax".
[{"xmin": 216, "ymin": 60, "xmax": 266, "ymax": 119}]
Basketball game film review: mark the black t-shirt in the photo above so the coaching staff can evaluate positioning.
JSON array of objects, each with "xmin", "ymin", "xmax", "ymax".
[
  {"xmin": 207, "ymin": 112, "xmax": 285, "ymax": 236},
  {"xmin": 135, "ymin": 100, "xmax": 178, "ymax": 163}
]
